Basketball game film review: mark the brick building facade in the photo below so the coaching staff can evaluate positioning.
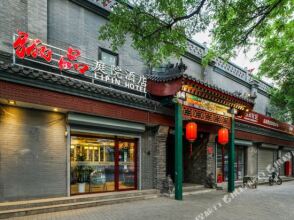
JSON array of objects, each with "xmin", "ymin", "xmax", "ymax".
[{"xmin": 0, "ymin": 0, "xmax": 293, "ymax": 202}]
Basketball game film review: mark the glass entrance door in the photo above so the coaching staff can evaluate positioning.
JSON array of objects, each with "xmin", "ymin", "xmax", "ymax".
[
  {"xmin": 70, "ymin": 135, "xmax": 137, "ymax": 195},
  {"xmin": 216, "ymin": 145, "xmax": 245, "ymax": 182},
  {"xmin": 118, "ymin": 141, "xmax": 137, "ymax": 190}
]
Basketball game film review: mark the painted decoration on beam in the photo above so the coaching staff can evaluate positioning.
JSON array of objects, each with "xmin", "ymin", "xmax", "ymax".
[
  {"xmin": 177, "ymin": 91, "xmax": 231, "ymax": 117},
  {"xmin": 12, "ymin": 31, "xmax": 147, "ymax": 94},
  {"xmin": 182, "ymin": 105, "xmax": 231, "ymax": 129}
]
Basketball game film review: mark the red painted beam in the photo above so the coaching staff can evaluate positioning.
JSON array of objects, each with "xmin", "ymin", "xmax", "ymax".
[
  {"xmin": 147, "ymin": 78, "xmax": 182, "ymax": 96},
  {"xmin": 0, "ymin": 80, "xmax": 173, "ymax": 126}
]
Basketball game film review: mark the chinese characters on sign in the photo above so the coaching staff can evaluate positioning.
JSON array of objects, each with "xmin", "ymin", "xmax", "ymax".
[
  {"xmin": 13, "ymin": 31, "xmax": 89, "ymax": 74},
  {"xmin": 182, "ymin": 105, "xmax": 231, "ymax": 129},
  {"xmin": 92, "ymin": 61, "xmax": 146, "ymax": 93},
  {"xmin": 236, "ymin": 112, "xmax": 294, "ymax": 135},
  {"xmin": 177, "ymin": 91, "xmax": 231, "ymax": 117},
  {"xmin": 12, "ymin": 31, "xmax": 147, "ymax": 93},
  {"xmin": 13, "ymin": 31, "xmax": 52, "ymax": 62},
  {"xmin": 58, "ymin": 47, "xmax": 89, "ymax": 74}
]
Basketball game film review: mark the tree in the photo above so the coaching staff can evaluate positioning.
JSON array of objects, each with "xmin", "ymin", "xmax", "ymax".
[
  {"xmin": 98, "ymin": 0, "xmax": 294, "ymax": 121},
  {"xmin": 255, "ymin": 16, "xmax": 294, "ymax": 123}
]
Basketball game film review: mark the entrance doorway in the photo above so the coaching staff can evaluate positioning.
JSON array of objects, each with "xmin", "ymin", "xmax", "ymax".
[
  {"xmin": 166, "ymin": 131, "xmax": 210, "ymax": 184},
  {"xmin": 70, "ymin": 135, "xmax": 137, "ymax": 195}
]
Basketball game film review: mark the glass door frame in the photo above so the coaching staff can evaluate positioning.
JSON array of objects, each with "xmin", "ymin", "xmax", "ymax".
[
  {"xmin": 116, "ymin": 140, "xmax": 138, "ymax": 191},
  {"xmin": 70, "ymin": 134, "xmax": 138, "ymax": 195},
  {"xmin": 216, "ymin": 144, "xmax": 245, "ymax": 182}
]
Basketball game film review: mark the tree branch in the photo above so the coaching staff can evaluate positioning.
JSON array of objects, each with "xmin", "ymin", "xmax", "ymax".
[
  {"xmin": 142, "ymin": 0, "xmax": 207, "ymax": 39},
  {"xmin": 240, "ymin": 0, "xmax": 284, "ymax": 43},
  {"xmin": 171, "ymin": 0, "xmax": 207, "ymax": 24}
]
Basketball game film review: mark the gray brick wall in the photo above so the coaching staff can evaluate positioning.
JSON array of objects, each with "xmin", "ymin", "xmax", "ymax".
[
  {"xmin": 27, "ymin": 0, "xmax": 47, "ymax": 41},
  {"xmin": 140, "ymin": 127, "xmax": 157, "ymax": 189},
  {"xmin": 48, "ymin": 0, "xmax": 145, "ymax": 74},
  {"xmin": 0, "ymin": 0, "xmax": 28, "ymax": 54},
  {"xmin": 153, "ymin": 126, "xmax": 169, "ymax": 190},
  {"xmin": 0, "ymin": 0, "xmax": 48, "ymax": 54},
  {"xmin": 207, "ymin": 70, "xmax": 251, "ymax": 97},
  {"xmin": 0, "ymin": 105, "xmax": 67, "ymax": 201}
]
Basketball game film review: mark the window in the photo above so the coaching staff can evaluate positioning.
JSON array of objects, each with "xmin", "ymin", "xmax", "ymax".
[
  {"xmin": 98, "ymin": 47, "xmax": 118, "ymax": 66},
  {"xmin": 70, "ymin": 135, "xmax": 137, "ymax": 195}
]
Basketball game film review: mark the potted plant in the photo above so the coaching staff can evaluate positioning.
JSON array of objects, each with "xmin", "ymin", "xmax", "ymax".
[
  {"xmin": 76, "ymin": 165, "xmax": 87, "ymax": 193},
  {"xmin": 76, "ymin": 153, "xmax": 87, "ymax": 193}
]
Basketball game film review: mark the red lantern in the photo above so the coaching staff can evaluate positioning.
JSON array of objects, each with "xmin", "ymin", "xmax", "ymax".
[
  {"xmin": 218, "ymin": 128, "xmax": 229, "ymax": 145},
  {"xmin": 186, "ymin": 122, "xmax": 197, "ymax": 157}
]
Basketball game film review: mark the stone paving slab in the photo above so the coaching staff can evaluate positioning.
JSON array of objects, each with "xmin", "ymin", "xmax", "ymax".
[{"xmin": 9, "ymin": 181, "xmax": 294, "ymax": 220}]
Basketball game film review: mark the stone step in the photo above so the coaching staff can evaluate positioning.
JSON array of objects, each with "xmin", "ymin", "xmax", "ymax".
[
  {"xmin": 0, "ymin": 193, "xmax": 158, "ymax": 219},
  {"xmin": 163, "ymin": 185, "xmax": 215, "ymax": 198},
  {"xmin": 183, "ymin": 186, "xmax": 215, "ymax": 196},
  {"xmin": 0, "ymin": 189, "xmax": 157, "ymax": 211},
  {"xmin": 183, "ymin": 185, "xmax": 205, "ymax": 192},
  {"xmin": 183, "ymin": 188, "xmax": 215, "ymax": 196}
]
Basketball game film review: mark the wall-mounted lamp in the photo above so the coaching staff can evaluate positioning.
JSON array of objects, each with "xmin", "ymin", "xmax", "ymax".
[{"xmin": 8, "ymin": 100, "xmax": 16, "ymax": 105}]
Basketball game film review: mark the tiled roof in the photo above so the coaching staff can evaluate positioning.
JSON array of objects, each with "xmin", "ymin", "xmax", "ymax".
[
  {"xmin": 0, "ymin": 63, "xmax": 169, "ymax": 113},
  {"xmin": 147, "ymin": 69, "xmax": 254, "ymax": 104}
]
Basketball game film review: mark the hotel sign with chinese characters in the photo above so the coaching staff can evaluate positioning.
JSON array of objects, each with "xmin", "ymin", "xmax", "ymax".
[
  {"xmin": 236, "ymin": 112, "xmax": 294, "ymax": 135},
  {"xmin": 12, "ymin": 31, "xmax": 147, "ymax": 94}
]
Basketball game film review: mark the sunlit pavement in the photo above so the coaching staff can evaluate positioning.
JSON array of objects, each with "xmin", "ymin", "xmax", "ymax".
[{"xmin": 11, "ymin": 181, "xmax": 294, "ymax": 220}]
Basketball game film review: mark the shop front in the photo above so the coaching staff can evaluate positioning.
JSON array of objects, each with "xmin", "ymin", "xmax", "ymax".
[
  {"xmin": 147, "ymin": 66, "xmax": 255, "ymax": 199},
  {"xmin": 0, "ymin": 31, "xmax": 173, "ymax": 202},
  {"xmin": 257, "ymin": 145, "xmax": 278, "ymax": 177},
  {"xmin": 216, "ymin": 144, "xmax": 245, "ymax": 182},
  {"xmin": 236, "ymin": 111, "xmax": 294, "ymax": 179},
  {"xmin": 70, "ymin": 135, "xmax": 137, "ymax": 194},
  {"xmin": 66, "ymin": 112, "xmax": 146, "ymax": 195}
]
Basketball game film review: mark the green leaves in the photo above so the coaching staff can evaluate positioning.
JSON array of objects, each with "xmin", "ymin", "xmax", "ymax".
[
  {"xmin": 98, "ymin": 0, "xmax": 293, "ymax": 122},
  {"xmin": 99, "ymin": 0, "xmax": 209, "ymax": 66}
]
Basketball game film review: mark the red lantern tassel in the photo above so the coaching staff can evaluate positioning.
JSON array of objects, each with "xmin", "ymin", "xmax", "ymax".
[{"xmin": 190, "ymin": 143, "xmax": 193, "ymax": 158}]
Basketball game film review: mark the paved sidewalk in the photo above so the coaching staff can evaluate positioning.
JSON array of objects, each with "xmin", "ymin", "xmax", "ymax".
[{"xmin": 10, "ymin": 181, "xmax": 294, "ymax": 220}]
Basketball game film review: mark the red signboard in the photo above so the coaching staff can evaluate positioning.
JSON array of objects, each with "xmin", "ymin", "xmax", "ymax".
[
  {"xmin": 236, "ymin": 112, "xmax": 294, "ymax": 135},
  {"xmin": 182, "ymin": 105, "xmax": 231, "ymax": 129}
]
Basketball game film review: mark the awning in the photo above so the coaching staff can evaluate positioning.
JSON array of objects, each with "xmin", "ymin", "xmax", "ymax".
[
  {"xmin": 235, "ymin": 139, "xmax": 253, "ymax": 146},
  {"xmin": 68, "ymin": 112, "xmax": 145, "ymax": 133},
  {"xmin": 260, "ymin": 143, "xmax": 279, "ymax": 149}
]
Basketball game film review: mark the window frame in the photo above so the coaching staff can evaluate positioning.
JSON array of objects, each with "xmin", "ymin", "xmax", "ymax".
[{"xmin": 98, "ymin": 47, "xmax": 119, "ymax": 66}]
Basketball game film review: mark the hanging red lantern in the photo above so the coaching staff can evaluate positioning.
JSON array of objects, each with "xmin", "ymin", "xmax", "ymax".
[
  {"xmin": 218, "ymin": 128, "xmax": 229, "ymax": 145},
  {"xmin": 186, "ymin": 122, "xmax": 197, "ymax": 157}
]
